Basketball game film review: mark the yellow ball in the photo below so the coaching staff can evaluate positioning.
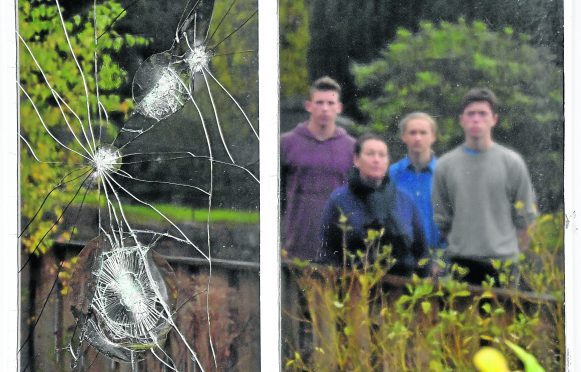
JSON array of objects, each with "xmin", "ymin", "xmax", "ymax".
[{"xmin": 473, "ymin": 347, "xmax": 510, "ymax": 372}]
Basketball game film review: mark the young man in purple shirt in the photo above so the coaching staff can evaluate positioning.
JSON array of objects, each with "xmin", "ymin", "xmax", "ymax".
[
  {"xmin": 281, "ymin": 76, "xmax": 356, "ymax": 260},
  {"xmin": 389, "ymin": 112, "xmax": 444, "ymax": 250}
]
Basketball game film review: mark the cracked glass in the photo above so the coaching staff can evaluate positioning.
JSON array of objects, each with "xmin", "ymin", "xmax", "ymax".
[{"xmin": 18, "ymin": 0, "xmax": 259, "ymax": 370}]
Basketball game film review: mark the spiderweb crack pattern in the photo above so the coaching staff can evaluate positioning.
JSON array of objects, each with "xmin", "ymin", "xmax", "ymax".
[
  {"xmin": 18, "ymin": 0, "xmax": 258, "ymax": 370},
  {"xmin": 70, "ymin": 236, "xmax": 178, "ymax": 363}
]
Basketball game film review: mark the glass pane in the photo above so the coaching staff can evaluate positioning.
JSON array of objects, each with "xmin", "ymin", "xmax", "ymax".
[
  {"xmin": 279, "ymin": 1, "xmax": 564, "ymax": 370},
  {"xmin": 18, "ymin": 0, "xmax": 259, "ymax": 369}
]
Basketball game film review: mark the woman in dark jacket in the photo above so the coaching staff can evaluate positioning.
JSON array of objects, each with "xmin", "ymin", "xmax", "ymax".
[{"xmin": 319, "ymin": 133, "xmax": 430, "ymax": 278}]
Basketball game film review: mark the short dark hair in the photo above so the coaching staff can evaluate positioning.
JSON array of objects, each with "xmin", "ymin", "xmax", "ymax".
[
  {"xmin": 354, "ymin": 133, "xmax": 387, "ymax": 157},
  {"xmin": 310, "ymin": 76, "xmax": 341, "ymax": 99},
  {"xmin": 460, "ymin": 88, "xmax": 499, "ymax": 113}
]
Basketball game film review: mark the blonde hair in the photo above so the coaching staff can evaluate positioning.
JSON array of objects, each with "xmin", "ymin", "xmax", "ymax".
[{"xmin": 398, "ymin": 112, "xmax": 437, "ymax": 136}]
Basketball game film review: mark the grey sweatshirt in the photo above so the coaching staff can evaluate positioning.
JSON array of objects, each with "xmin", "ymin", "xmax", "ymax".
[{"xmin": 432, "ymin": 143, "xmax": 538, "ymax": 260}]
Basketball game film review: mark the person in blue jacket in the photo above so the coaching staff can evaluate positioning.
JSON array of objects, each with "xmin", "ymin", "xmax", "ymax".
[
  {"xmin": 389, "ymin": 112, "xmax": 445, "ymax": 250},
  {"xmin": 319, "ymin": 133, "xmax": 430, "ymax": 278}
]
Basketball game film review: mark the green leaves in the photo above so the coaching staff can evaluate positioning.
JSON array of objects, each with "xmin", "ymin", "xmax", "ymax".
[
  {"xmin": 421, "ymin": 300, "xmax": 432, "ymax": 315},
  {"xmin": 352, "ymin": 20, "xmax": 563, "ymax": 212},
  {"xmin": 279, "ymin": 0, "xmax": 309, "ymax": 99},
  {"xmin": 504, "ymin": 340, "xmax": 546, "ymax": 372},
  {"xmin": 19, "ymin": 0, "xmax": 148, "ymax": 254},
  {"xmin": 289, "ymin": 214, "xmax": 563, "ymax": 370}
]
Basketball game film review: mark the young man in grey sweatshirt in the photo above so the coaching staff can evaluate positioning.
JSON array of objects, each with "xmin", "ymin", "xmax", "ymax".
[{"xmin": 432, "ymin": 88, "xmax": 538, "ymax": 286}]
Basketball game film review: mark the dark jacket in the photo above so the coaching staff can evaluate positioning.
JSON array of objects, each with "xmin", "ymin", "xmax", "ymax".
[{"xmin": 319, "ymin": 169, "xmax": 430, "ymax": 277}]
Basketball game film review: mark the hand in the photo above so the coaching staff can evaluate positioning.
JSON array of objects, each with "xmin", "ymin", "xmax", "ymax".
[{"xmin": 517, "ymin": 227, "xmax": 532, "ymax": 252}]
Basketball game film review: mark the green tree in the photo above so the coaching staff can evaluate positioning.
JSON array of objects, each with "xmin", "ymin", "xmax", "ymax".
[
  {"xmin": 304, "ymin": 0, "xmax": 562, "ymax": 120},
  {"xmin": 420, "ymin": 0, "xmax": 563, "ymax": 64},
  {"xmin": 19, "ymin": 0, "xmax": 148, "ymax": 253},
  {"xmin": 279, "ymin": 0, "xmax": 310, "ymax": 99},
  {"xmin": 352, "ymin": 20, "xmax": 563, "ymax": 212}
]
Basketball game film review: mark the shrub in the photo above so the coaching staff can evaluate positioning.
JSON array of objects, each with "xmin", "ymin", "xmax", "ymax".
[
  {"xmin": 352, "ymin": 20, "xmax": 563, "ymax": 212},
  {"xmin": 284, "ymin": 213, "xmax": 564, "ymax": 371}
]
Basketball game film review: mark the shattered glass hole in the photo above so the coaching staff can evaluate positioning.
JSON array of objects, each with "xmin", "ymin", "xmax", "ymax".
[
  {"xmin": 96, "ymin": 250, "xmax": 156, "ymax": 327},
  {"xmin": 116, "ymin": 273, "xmax": 148, "ymax": 316},
  {"xmin": 186, "ymin": 45, "xmax": 212, "ymax": 73},
  {"xmin": 132, "ymin": 53, "xmax": 188, "ymax": 122},
  {"xmin": 71, "ymin": 238, "xmax": 177, "ymax": 362},
  {"xmin": 90, "ymin": 145, "xmax": 121, "ymax": 183}
]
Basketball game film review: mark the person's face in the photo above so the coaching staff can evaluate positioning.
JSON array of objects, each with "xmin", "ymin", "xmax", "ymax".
[
  {"xmin": 460, "ymin": 101, "xmax": 498, "ymax": 140},
  {"xmin": 305, "ymin": 90, "xmax": 342, "ymax": 128},
  {"xmin": 354, "ymin": 139, "xmax": 389, "ymax": 181},
  {"xmin": 401, "ymin": 118, "xmax": 436, "ymax": 155}
]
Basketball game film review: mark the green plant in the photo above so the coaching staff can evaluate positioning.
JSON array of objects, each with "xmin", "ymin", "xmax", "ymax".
[
  {"xmin": 284, "ymin": 213, "xmax": 564, "ymax": 371},
  {"xmin": 19, "ymin": 0, "xmax": 148, "ymax": 254}
]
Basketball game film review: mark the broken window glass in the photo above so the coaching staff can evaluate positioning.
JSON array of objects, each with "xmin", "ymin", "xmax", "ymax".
[{"xmin": 18, "ymin": 0, "xmax": 259, "ymax": 370}]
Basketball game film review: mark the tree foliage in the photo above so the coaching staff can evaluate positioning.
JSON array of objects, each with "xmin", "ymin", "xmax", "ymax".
[
  {"xmin": 208, "ymin": 0, "xmax": 258, "ymax": 107},
  {"xmin": 352, "ymin": 20, "xmax": 563, "ymax": 212},
  {"xmin": 305, "ymin": 0, "xmax": 562, "ymax": 120},
  {"xmin": 279, "ymin": 0, "xmax": 310, "ymax": 99},
  {"xmin": 19, "ymin": 0, "xmax": 148, "ymax": 253}
]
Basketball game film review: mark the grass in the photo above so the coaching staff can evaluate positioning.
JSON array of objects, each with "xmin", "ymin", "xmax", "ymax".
[
  {"xmin": 105, "ymin": 203, "xmax": 259, "ymax": 225},
  {"xmin": 70, "ymin": 192, "xmax": 259, "ymax": 225}
]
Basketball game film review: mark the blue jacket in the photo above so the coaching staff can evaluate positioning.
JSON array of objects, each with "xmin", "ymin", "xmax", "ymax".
[
  {"xmin": 319, "ymin": 169, "xmax": 430, "ymax": 277},
  {"xmin": 389, "ymin": 155, "xmax": 445, "ymax": 249}
]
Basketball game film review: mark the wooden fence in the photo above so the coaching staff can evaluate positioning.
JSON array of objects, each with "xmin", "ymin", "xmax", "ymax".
[
  {"xmin": 19, "ymin": 240, "xmax": 560, "ymax": 371},
  {"xmin": 20, "ymin": 239, "xmax": 260, "ymax": 372}
]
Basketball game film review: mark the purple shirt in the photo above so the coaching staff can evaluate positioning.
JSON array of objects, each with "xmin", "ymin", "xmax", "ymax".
[{"xmin": 281, "ymin": 122, "xmax": 355, "ymax": 260}]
